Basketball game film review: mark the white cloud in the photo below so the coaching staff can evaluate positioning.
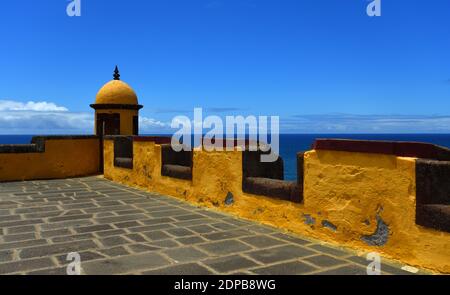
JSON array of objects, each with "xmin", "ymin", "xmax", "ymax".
[
  {"xmin": 139, "ymin": 116, "xmax": 166, "ymax": 128},
  {"xmin": 0, "ymin": 100, "xmax": 68, "ymax": 112},
  {"xmin": 0, "ymin": 111, "xmax": 94, "ymax": 134},
  {"xmin": 139, "ymin": 116, "xmax": 170, "ymax": 134},
  {"xmin": 283, "ymin": 114, "xmax": 450, "ymax": 133},
  {"xmin": 0, "ymin": 99, "xmax": 170, "ymax": 135}
]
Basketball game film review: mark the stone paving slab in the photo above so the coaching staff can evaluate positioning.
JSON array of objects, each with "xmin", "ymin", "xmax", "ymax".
[{"xmin": 0, "ymin": 176, "xmax": 428, "ymax": 275}]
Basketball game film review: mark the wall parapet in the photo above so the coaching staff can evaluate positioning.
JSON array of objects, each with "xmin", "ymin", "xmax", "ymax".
[
  {"xmin": 0, "ymin": 135, "xmax": 98, "ymax": 154},
  {"xmin": 313, "ymin": 139, "xmax": 450, "ymax": 234},
  {"xmin": 313, "ymin": 138, "xmax": 450, "ymax": 160},
  {"xmin": 102, "ymin": 136, "xmax": 450, "ymax": 273},
  {"xmin": 242, "ymin": 150, "xmax": 303, "ymax": 203},
  {"xmin": 0, "ymin": 135, "xmax": 100, "ymax": 182},
  {"xmin": 416, "ymin": 158, "xmax": 450, "ymax": 232}
]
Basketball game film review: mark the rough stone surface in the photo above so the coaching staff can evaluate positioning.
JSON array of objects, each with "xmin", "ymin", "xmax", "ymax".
[
  {"xmin": 0, "ymin": 177, "xmax": 421, "ymax": 275},
  {"xmin": 251, "ymin": 261, "xmax": 316, "ymax": 275}
]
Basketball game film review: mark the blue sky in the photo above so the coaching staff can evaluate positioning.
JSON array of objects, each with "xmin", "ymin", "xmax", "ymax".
[{"xmin": 0, "ymin": 0, "xmax": 450, "ymax": 134}]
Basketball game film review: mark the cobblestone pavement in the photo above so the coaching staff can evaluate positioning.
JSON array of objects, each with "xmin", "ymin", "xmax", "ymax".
[{"xmin": 0, "ymin": 177, "xmax": 423, "ymax": 275}]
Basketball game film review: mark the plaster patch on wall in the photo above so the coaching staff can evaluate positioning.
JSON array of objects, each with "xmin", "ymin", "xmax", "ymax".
[
  {"xmin": 361, "ymin": 215, "xmax": 390, "ymax": 246},
  {"xmin": 224, "ymin": 192, "xmax": 234, "ymax": 206},
  {"xmin": 302, "ymin": 213, "xmax": 316, "ymax": 225},
  {"xmin": 321, "ymin": 220, "xmax": 337, "ymax": 232}
]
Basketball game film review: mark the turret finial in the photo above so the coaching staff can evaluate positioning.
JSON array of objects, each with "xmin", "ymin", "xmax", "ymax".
[{"xmin": 113, "ymin": 65, "xmax": 120, "ymax": 80}]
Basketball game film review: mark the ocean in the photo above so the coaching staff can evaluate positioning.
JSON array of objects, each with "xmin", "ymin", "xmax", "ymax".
[{"xmin": 2, "ymin": 134, "xmax": 450, "ymax": 181}]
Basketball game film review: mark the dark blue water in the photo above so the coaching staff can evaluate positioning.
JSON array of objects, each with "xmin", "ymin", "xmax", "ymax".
[
  {"xmin": 2, "ymin": 134, "xmax": 450, "ymax": 181},
  {"xmin": 0, "ymin": 135, "xmax": 35, "ymax": 145}
]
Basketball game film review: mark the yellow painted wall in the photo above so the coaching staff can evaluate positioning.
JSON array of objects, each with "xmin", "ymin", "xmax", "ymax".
[
  {"xmin": 303, "ymin": 150, "xmax": 450, "ymax": 273},
  {"xmin": 103, "ymin": 140, "xmax": 450, "ymax": 273},
  {"xmin": 0, "ymin": 138, "xmax": 100, "ymax": 182},
  {"xmin": 104, "ymin": 140, "xmax": 195, "ymax": 197},
  {"xmin": 95, "ymin": 109, "xmax": 138, "ymax": 135}
]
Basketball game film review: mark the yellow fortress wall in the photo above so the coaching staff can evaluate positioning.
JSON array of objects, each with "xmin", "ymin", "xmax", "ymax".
[
  {"xmin": 0, "ymin": 136, "xmax": 100, "ymax": 182},
  {"xmin": 304, "ymin": 150, "xmax": 450, "ymax": 273},
  {"xmin": 103, "ymin": 137, "xmax": 450, "ymax": 273}
]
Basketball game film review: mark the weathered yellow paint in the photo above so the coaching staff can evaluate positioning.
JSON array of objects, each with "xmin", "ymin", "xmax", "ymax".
[
  {"xmin": 0, "ymin": 139, "xmax": 100, "ymax": 182},
  {"xmin": 103, "ymin": 140, "xmax": 450, "ymax": 273},
  {"xmin": 304, "ymin": 150, "xmax": 450, "ymax": 273},
  {"xmin": 95, "ymin": 80, "xmax": 138, "ymax": 105},
  {"xmin": 95, "ymin": 109, "xmax": 138, "ymax": 135},
  {"xmin": 104, "ymin": 140, "xmax": 195, "ymax": 197}
]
